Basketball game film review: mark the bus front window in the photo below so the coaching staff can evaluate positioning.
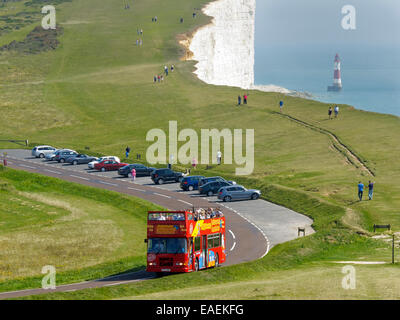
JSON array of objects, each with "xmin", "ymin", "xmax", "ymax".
[
  {"xmin": 167, "ymin": 238, "xmax": 187, "ymax": 254},
  {"xmin": 148, "ymin": 238, "xmax": 187, "ymax": 254},
  {"xmin": 148, "ymin": 238, "xmax": 167, "ymax": 253}
]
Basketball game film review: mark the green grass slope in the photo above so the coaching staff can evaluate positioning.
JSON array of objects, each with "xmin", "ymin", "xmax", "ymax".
[
  {"xmin": 0, "ymin": 165, "xmax": 163, "ymax": 292},
  {"xmin": 0, "ymin": 0, "xmax": 400, "ymax": 299}
]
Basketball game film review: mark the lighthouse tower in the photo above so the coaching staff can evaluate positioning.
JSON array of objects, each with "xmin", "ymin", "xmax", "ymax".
[{"xmin": 327, "ymin": 53, "xmax": 342, "ymax": 91}]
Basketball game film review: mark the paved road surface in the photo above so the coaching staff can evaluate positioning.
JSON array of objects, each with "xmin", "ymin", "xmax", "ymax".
[{"xmin": 0, "ymin": 149, "xmax": 313, "ymax": 299}]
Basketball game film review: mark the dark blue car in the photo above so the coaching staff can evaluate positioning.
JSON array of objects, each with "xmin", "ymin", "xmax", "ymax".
[{"xmin": 180, "ymin": 175, "xmax": 205, "ymax": 191}]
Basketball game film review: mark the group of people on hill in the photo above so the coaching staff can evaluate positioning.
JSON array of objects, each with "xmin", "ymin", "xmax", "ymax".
[
  {"xmin": 153, "ymin": 65, "xmax": 174, "ymax": 83},
  {"xmin": 328, "ymin": 105, "xmax": 340, "ymax": 119},
  {"xmin": 151, "ymin": 16, "xmax": 158, "ymax": 22},
  {"xmin": 357, "ymin": 181, "xmax": 374, "ymax": 201},
  {"xmin": 192, "ymin": 208, "xmax": 224, "ymax": 221},
  {"xmin": 135, "ymin": 28, "xmax": 144, "ymax": 46},
  {"xmin": 237, "ymin": 94, "xmax": 248, "ymax": 106}
]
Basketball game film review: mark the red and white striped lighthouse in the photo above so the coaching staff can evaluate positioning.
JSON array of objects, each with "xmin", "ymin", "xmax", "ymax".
[{"xmin": 328, "ymin": 53, "xmax": 342, "ymax": 91}]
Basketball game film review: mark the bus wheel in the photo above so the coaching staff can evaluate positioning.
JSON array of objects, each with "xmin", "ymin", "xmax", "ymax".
[
  {"xmin": 215, "ymin": 254, "xmax": 219, "ymax": 268},
  {"xmin": 195, "ymin": 258, "xmax": 199, "ymax": 271}
]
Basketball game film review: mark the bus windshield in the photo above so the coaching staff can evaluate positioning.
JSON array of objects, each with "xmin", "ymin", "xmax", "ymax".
[{"xmin": 148, "ymin": 238, "xmax": 187, "ymax": 254}]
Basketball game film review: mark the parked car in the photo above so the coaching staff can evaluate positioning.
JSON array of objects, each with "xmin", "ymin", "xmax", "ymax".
[
  {"xmin": 45, "ymin": 149, "xmax": 63, "ymax": 161},
  {"xmin": 199, "ymin": 176, "xmax": 236, "ymax": 187},
  {"xmin": 88, "ymin": 156, "xmax": 120, "ymax": 169},
  {"xmin": 118, "ymin": 164, "xmax": 156, "ymax": 177},
  {"xmin": 66, "ymin": 154, "xmax": 98, "ymax": 165},
  {"xmin": 94, "ymin": 159, "xmax": 128, "ymax": 172},
  {"xmin": 198, "ymin": 176, "xmax": 225, "ymax": 187},
  {"xmin": 55, "ymin": 150, "xmax": 78, "ymax": 163},
  {"xmin": 180, "ymin": 175, "xmax": 205, "ymax": 191},
  {"xmin": 199, "ymin": 180, "xmax": 233, "ymax": 196},
  {"xmin": 31, "ymin": 146, "xmax": 57, "ymax": 158},
  {"xmin": 150, "ymin": 168, "xmax": 184, "ymax": 184},
  {"xmin": 217, "ymin": 185, "xmax": 261, "ymax": 202}
]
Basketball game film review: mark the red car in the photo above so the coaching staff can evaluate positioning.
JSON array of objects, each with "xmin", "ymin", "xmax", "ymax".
[{"xmin": 94, "ymin": 160, "xmax": 128, "ymax": 172}]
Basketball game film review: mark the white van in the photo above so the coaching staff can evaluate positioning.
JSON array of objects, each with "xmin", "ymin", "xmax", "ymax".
[{"xmin": 31, "ymin": 145, "xmax": 57, "ymax": 158}]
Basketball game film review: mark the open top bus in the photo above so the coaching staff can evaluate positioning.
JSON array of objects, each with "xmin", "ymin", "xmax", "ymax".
[{"xmin": 145, "ymin": 209, "xmax": 226, "ymax": 273}]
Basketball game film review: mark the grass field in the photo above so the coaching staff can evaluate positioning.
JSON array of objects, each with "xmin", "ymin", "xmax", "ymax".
[
  {"xmin": 0, "ymin": 165, "xmax": 163, "ymax": 292},
  {"xmin": 0, "ymin": 0, "xmax": 400, "ymax": 299}
]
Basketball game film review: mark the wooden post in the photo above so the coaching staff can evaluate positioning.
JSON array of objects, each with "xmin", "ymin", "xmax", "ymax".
[{"xmin": 392, "ymin": 234, "xmax": 395, "ymax": 264}]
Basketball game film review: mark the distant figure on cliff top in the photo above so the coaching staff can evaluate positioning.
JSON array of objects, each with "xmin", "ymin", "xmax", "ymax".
[
  {"xmin": 193, "ymin": 12, "xmax": 196, "ymax": 18},
  {"xmin": 164, "ymin": 65, "xmax": 168, "ymax": 76},
  {"xmin": 358, "ymin": 181, "xmax": 364, "ymax": 201},
  {"xmin": 243, "ymin": 94, "xmax": 248, "ymax": 104},
  {"xmin": 368, "ymin": 181, "xmax": 374, "ymax": 200},
  {"xmin": 334, "ymin": 105, "xmax": 339, "ymax": 118},
  {"xmin": 328, "ymin": 106, "xmax": 333, "ymax": 119},
  {"xmin": 180, "ymin": 17, "xmax": 184, "ymax": 23},
  {"xmin": 171, "ymin": 65, "xmax": 174, "ymax": 72},
  {"xmin": 153, "ymin": 75, "xmax": 157, "ymax": 83},
  {"xmin": 279, "ymin": 100, "xmax": 284, "ymax": 113},
  {"xmin": 237, "ymin": 95, "xmax": 241, "ymax": 106}
]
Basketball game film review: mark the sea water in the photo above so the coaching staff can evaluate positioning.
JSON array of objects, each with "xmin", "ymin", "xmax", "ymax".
[{"xmin": 254, "ymin": 0, "xmax": 400, "ymax": 116}]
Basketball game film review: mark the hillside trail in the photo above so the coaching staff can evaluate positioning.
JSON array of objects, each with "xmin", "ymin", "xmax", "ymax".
[{"xmin": 272, "ymin": 111, "xmax": 375, "ymax": 177}]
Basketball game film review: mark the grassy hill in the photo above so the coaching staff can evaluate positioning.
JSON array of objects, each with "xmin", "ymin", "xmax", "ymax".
[
  {"xmin": 1, "ymin": 0, "xmax": 400, "ymax": 299},
  {"xmin": 0, "ymin": 165, "xmax": 163, "ymax": 292}
]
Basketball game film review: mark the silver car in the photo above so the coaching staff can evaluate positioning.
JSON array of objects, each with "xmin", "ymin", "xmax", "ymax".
[
  {"xmin": 217, "ymin": 185, "xmax": 261, "ymax": 202},
  {"xmin": 45, "ymin": 149, "xmax": 71, "ymax": 161},
  {"xmin": 31, "ymin": 145, "xmax": 57, "ymax": 158}
]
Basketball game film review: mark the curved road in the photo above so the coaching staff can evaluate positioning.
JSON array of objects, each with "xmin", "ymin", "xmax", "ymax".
[{"xmin": 0, "ymin": 149, "xmax": 313, "ymax": 299}]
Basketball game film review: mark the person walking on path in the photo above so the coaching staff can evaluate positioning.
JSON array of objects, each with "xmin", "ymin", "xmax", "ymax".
[
  {"xmin": 153, "ymin": 75, "xmax": 157, "ymax": 83},
  {"xmin": 368, "ymin": 181, "xmax": 374, "ymax": 200},
  {"xmin": 217, "ymin": 150, "xmax": 222, "ymax": 165},
  {"xmin": 192, "ymin": 157, "xmax": 197, "ymax": 169},
  {"xmin": 237, "ymin": 95, "xmax": 241, "ymax": 106},
  {"xmin": 334, "ymin": 105, "xmax": 339, "ymax": 118},
  {"xmin": 157, "ymin": 75, "xmax": 161, "ymax": 82},
  {"xmin": 279, "ymin": 100, "xmax": 284, "ymax": 113},
  {"xmin": 358, "ymin": 181, "xmax": 364, "ymax": 201},
  {"xmin": 243, "ymin": 94, "xmax": 248, "ymax": 104},
  {"xmin": 164, "ymin": 65, "xmax": 168, "ymax": 76},
  {"xmin": 131, "ymin": 168, "xmax": 136, "ymax": 182},
  {"xmin": 328, "ymin": 106, "xmax": 333, "ymax": 119},
  {"xmin": 125, "ymin": 146, "xmax": 131, "ymax": 158},
  {"xmin": 171, "ymin": 65, "xmax": 174, "ymax": 72}
]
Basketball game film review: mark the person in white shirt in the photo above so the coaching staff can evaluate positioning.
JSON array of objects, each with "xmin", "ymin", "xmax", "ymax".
[
  {"xmin": 334, "ymin": 105, "xmax": 339, "ymax": 118},
  {"xmin": 217, "ymin": 151, "xmax": 222, "ymax": 165}
]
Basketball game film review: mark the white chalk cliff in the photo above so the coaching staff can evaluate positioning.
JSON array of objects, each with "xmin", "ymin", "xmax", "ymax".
[{"xmin": 189, "ymin": 0, "xmax": 291, "ymax": 94}]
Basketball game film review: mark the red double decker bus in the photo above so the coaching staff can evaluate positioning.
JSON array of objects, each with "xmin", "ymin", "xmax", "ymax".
[{"xmin": 146, "ymin": 209, "xmax": 226, "ymax": 273}]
